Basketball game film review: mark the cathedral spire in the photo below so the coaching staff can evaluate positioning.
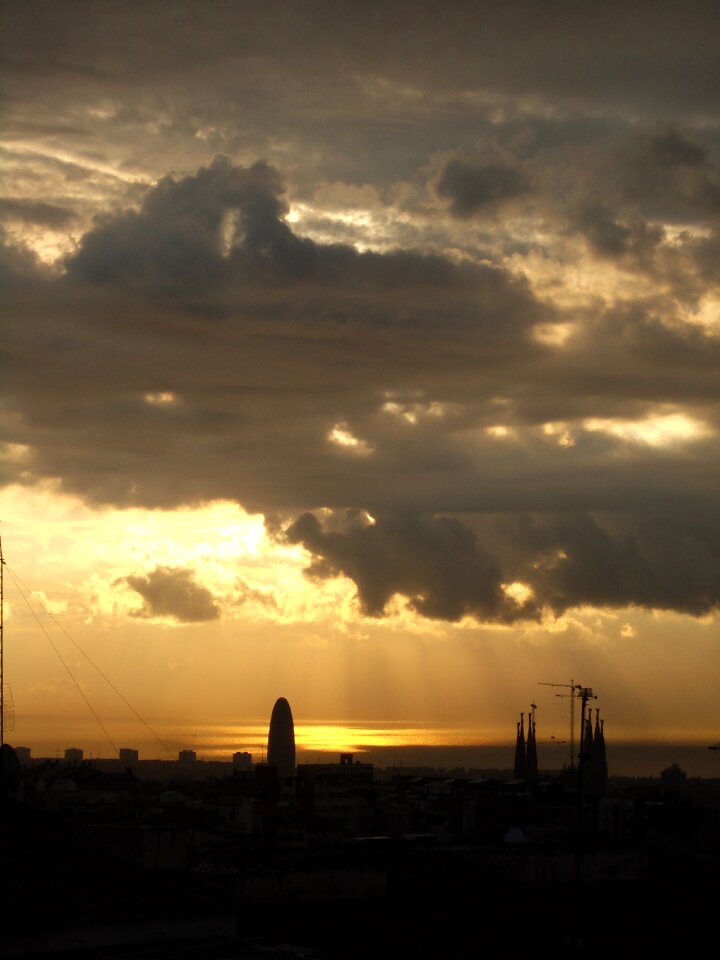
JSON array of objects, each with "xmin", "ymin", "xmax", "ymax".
[
  {"xmin": 514, "ymin": 713, "xmax": 527, "ymax": 780},
  {"xmin": 595, "ymin": 712, "xmax": 608, "ymax": 795},
  {"xmin": 526, "ymin": 709, "xmax": 538, "ymax": 784}
]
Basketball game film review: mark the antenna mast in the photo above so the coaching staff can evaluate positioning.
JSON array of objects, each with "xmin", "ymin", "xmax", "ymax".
[{"xmin": 1, "ymin": 530, "xmax": 5, "ymax": 747}]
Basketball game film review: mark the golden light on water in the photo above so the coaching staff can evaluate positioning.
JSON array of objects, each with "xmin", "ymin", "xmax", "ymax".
[{"xmin": 177, "ymin": 721, "xmax": 508, "ymax": 760}]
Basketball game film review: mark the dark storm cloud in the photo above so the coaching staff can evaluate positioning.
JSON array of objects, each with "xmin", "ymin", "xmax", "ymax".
[
  {"xmin": 621, "ymin": 131, "xmax": 720, "ymax": 223},
  {"xmin": 650, "ymin": 132, "xmax": 708, "ymax": 170},
  {"xmin": 572, "ymin": 204, "xmax": 663, "ymax": 263},
  {"xmin": 3, "ymin": 1, "xmax": 720, "ymax": 207},
  {"xmin": 515, "ymin": 512, "xmax": 720, "ymax": 618},
  {"xmin": 2, "ymin": 3, "xmax": 720, "ymax": 624},
  {"xmin": 66, "ymin": 156, "xmax": 525, "ymax": 301},
  {"xmin": 1, "ymin": 158, "xmax": 552, "ymax": 504},
  {"xmin": 2, "ymin": 157, "xmax": 719, "ymax": 524},
  {"xmin": 286, "ymin": 511, "xmax": 523, "ymax": 622},
  {"xmin": 66, "ymin": 157, "xmax": 286, "ymax": 292},
  {"xmin": 437, "ymin": 160, "xmax": 531, "ymax": 218},
  {"xmin": 0, "ymin": 198, "xmax": 77, "ymax": 228},
  {"xmin": 124, "ymin": 566, "xmax": 220, "ymax": 622},
  {"xmin": 4, "ymin": 1, "xmax": 720, "ymax": 120},
  {"xmin": 287, "ymin": 509, "xmax": 720, "ymax": 620}
]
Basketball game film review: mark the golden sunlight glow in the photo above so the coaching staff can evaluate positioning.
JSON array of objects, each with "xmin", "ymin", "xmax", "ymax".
[
  {"xmin": 502, "ymin": 581, "xmax": 534, "ymax": 605},
  {"xmin": 382, "ymin": 399, "xmax": 456, "ymax": 424},
  {"xmin": 294, "ymin": 723, "xmax": 496, "ymax": 755},
  {"xmin": 541, "ymin": 422, "xmax": 575, "ymax": 447},
  {"xmin": 583, "ymin": 412, "xmax": 710, "ymax": 446},
  {"xmin": 691, "ymin": 295, "xmax": 720, "ymax": 334},
  {"xmin": 486, "ymin": 425, "xmax": 511, "ymax": 438},
  {"xmin": 144, "ymin": 391, "xmax": 179, "ymax": 406},
  {"xmin": 0, "ymin": 442, "xmax": 32, "ymax": 462},
  {"xmin": 328, "ymin": 424, "xmax": 373, "ymax": 455},
  {"xmin": 4, "ymin": 224, "xmax": 75, "ymax": 265},
  {"xmin": 219, "ymin": 209, "xmax": 240, "ymax": 256},
  {"xmin": 533, "ymin": 322, "xmax": 576, "ymax": 347},
  {"xmin": 383, "ymin": 401, "xmax": 418, "ymax": 423},
  {"xmin": 0, "ymin": 482, "xmax": 367, "ymax": 628}
]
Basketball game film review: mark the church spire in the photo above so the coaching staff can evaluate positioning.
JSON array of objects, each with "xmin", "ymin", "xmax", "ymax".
[
  {"xmin": 594, "ymin": 711, "xmax": 608, "ymax": 796},
  {"xmin": 526, "ymin": 709, "xmax": 538, "ymax": 784},
  {"xmin": 514, "ymin": 713, "xmax": 527, "ymax": 780}
]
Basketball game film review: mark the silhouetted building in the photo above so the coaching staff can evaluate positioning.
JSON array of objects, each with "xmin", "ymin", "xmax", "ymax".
[
  {"xmin": 526, "ymin": 716, "xmax": 538, "ymax": 784},
  {"xmin": 267, "ymin": 697, "xmax": 296, "ymax": 778},
  {"xmin": 579, "ymin": 706, "xmax": 610, "ymax": 798},
  {"xmin": 233, "ymin": 751, "xmax": 252, "ymax": 770},
  {"xmin": 583, "ymin": 709, "xmax": 594, "ymax": 761},
  {"xmin": 660, "ymin": 762, "xmax": 687, "ymax": 792},
  {"xmin": 298, "ymin": 753, "xmax": 374, "ymax": 784},
  {"xmin": 64, "ymin": 747, "xmax": 83, "ymax": 764},
  {"xmin": 119, "ymin": 748, "xmax": 139, "ymax": 764},
  {"xmin": 178, "ymin": 750, "xmax": 196, "ymax": 763},
  {"xmin": 14, "ymin": 746, "xmax": 31, "ymax": 764},
  {"xmin": 592, "ymin": 710, "xmax": 608, "ymax": 795},
  {"xmin": 513, "ymin": 714, "xmax": 526, "ymax": 780}
]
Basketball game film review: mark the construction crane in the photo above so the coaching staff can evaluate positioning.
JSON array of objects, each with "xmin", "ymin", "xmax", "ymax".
[{"xmin": 538, "ymin": 680, "xmax": 581, "ymax": 768}]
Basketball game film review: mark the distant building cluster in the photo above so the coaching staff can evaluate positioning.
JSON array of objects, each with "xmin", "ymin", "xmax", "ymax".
[{"xmin": 3, "ymin": 694, "xmax": 718, "ymax": 917}]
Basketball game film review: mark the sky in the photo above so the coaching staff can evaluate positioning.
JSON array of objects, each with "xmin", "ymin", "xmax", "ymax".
[{"xmin": 1, "ymin": 1, "xmax": 719, "ymax": 773}]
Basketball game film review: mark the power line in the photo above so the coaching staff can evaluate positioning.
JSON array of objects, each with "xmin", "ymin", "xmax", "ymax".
[
  {"xmin": 9, "ymin": 568, "xmax": 118, "ymax": 756},
  {"xmin": 7, "ymin": 564, "xmax": 174, "ymax": 759}
]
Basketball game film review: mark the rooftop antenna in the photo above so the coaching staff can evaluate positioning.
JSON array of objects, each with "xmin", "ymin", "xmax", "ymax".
[{"xmin": 1, "ymin": 529, "xmax": 5, "ymax": 747}]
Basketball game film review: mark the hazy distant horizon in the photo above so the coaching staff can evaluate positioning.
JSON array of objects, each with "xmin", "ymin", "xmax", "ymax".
[{"xmin": 11, "ymin": 717, "xmax": 719, "ymax": 778}]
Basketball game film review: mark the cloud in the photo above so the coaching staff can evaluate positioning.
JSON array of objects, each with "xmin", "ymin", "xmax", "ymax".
[
  {"xmin": 620, "ymin": 131, "xmax": 720, "ymax": 223},
  {"xmin": 124, "ymin": 566, "xmax": 220, "ymax": 622},
  {"xmin": 286, "ymin": 510, "xmax": 526, "ymax": 622},
  {"xmin": 572, "ymin": 204, "xmax": 663, "ymax": 262},
  {"xmin": 1, "ymin": 2, "xmax": 720, "ymax": 630},
  {"xmin": 65, "ymin": 156, "xmax": 287, "ymax": 293},
  {"xmin": 437, "ymin": 160, "xmax": 531, "ymax": 218},
  {"xmin": 285, "ymin": 508, "xmax": 720, "ymax": 622},
  {"xmin": 509, "ymin": 511, "xmax": 720, "ymax": 617},
  {"xmin": 0, "ymin": 198, "xmax": 77, "ymax": 228}
]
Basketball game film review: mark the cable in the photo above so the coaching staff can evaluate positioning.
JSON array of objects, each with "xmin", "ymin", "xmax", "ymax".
[
  {"xmin": 9, "ymin": 569, "xmax": 118, "ymax": 756},
  {"xmin": 8, "ymin": 564, "xmax": 174, "ymax": 758}
]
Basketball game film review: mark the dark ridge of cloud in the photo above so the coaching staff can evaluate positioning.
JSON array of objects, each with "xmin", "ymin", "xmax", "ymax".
[
  {"xmin": 573, "ymin": 204, "xmax": 663, "ymax": 261},
  {"xmin": 65, "ymin": 156, "xmax": 533, "ymax": 304},
  {"xmin": 286, "ymin": 509, "xmax": 720, "ymax": 623},
  {"xmin": 621, "ymin": 132, "xmax": 720, "ymax": 223},
  {"xmin": 3, "ymin": 1, "xmax": 720, "ymax": 120},
  {"xmin": 124, "ymin": 566, "xmax": 220, "ymax": 622},
  {"xmin": 437, "ymin": 160, "xmax": 531, "ymax": 218},
  {"xmin": 65, "ymin": 156, "xmax": 286, "ymax": 292},
  {"xmin": 286, "ymin": 510, "xmax": 527, "ymax": 622},
  {"xmin": 0, "ymin": 197, "xmax": 77, "ymax": 228},
  {"xmin": 510, "ymin": 512, "xmax": 720, "ymax": 618},
  {"xmin": 1, "ymin": 160, "xmax": 718, "ymax": 526},
  {"xmin": 650, "ymin": 132, "xmax": 709, "ymax": 169}
]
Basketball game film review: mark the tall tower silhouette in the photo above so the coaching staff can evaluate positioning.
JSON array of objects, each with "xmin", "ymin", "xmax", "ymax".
[
  {"xmin": 513, "ymin": 713, "xmax": 526, "ymax": 780},
  {"xmin": 267, "ymin": 697, "xmax": 296, "ymax": 778}
]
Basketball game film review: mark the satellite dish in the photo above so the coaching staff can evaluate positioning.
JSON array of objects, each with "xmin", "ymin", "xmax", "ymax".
[{"xmin": 1, "ymin": 743, "xmax": 22, "ymax": 796}]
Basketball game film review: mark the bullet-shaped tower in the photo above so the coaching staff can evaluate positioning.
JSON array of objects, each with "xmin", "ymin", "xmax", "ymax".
[{"xmin": 267, "ymin": 697, "xmax": 296, "ymax": 778}]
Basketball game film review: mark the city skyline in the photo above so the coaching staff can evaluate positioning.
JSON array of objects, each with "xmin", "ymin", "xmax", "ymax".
[{"xmin": 1, "ymin": 2, "xmax": 719, "ymax": 771}]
